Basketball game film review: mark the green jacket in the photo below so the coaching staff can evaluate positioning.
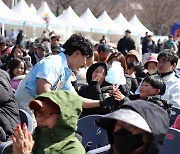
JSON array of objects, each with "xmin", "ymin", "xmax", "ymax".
[{"xmin": 32, "ymin": 90, "xmax": 85, "ymax": 154}]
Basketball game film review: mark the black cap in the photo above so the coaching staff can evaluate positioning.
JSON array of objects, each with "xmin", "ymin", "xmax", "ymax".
[
  {"xmin": 51, "ymin": 45, "xmax": 61, "ymax": 53},
  {"xmin": 98, "ymin": 44, "xmax": 110, "ymax": 52},
  {"xmin": 37, "ymin": 43, "xmax": 49, "ymax": 52},
  {"xmin": 30, "ymin": 42, "xmax": 37, "ymax": 49},
  {"xmin": 125, "ymin": 29, "xmax": 131, "ymax": 33},
  {"xmin": 169, "ymin": 35, "xmax": 173, "ymax": 38}
]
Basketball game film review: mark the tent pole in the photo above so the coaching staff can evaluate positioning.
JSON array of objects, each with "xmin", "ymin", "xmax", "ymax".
[{"xmin": 1, "ymin": 22, "xmax": 5, "ymax": 36}]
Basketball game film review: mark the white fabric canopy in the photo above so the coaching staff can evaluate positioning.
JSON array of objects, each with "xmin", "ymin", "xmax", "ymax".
[
  {"xmin": 12, "ymin": 0, "xmax": 45, "ymax": 26},
  {"xmin": 0, "ymin": 0, "xmax": 23, "ymax": 25},
  {"xmin": 30, "ymin": 4, "xmax": 37, "ymax": 14},
  {"xmin": 97, "ymin": 11, "xmax": 120, "ymax": 34},
  {"xmin": 113, "ymin": 13, "xmax": 136, "ymax": 35},
  {"xmin": 129, "ymin": 15, "xmax": 153, "ymax": 36},
  {"xmin": 80, "ymin": 8, "xmax": 107, "ymax": 33},
  {"xmin": 58, "ymin": 6, "xmax": 90, "ymax": 32},
  {"xmin": 37, "ymin": 1, "xmax": 66, "ymax": 28}
]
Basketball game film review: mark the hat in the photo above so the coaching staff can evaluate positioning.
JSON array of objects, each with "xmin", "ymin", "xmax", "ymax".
[
  {"xmin": 127, "ymin": 50, "xmax": 141, "ymax": 62},
  {"xmin": 30, "ymin": 42, "xmax": 37, "ymax": 49},
  {"xmin": 168, "ymin": 35, "xmax": 173, "ymax": 38},
  {"xmin": 51, "ymin": 35, "xmax": 60, "ymax": 40},
  {"xmin": 125, "ymin": 29, "xmax": 131, "ymax": 33},
  {"xmin": 29, "ymin": 97, "xmax": 60, "ymax": 113},
  {"xmin": 37, "ymin": 43, "xmax": 49, "ymax": 51},
  {"xmin": 144, "ymin": 56, "xmax": 158, "ymax": 69},
  {"xmin": 51, "ymin": 45, "xmax": 61, "ymax": 53},
  {"xmin": 98, "ymin": 44, "xmax": 110, "ymax": 52}
]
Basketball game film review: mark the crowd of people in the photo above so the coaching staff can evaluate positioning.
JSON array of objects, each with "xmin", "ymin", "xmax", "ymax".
[{"xmin": 0, "ymin": 29, "xmax": 180, "ymax": 154}]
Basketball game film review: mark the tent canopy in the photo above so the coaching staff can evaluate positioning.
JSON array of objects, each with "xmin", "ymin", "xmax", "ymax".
[
  {"xmin": 97, "ymin": 11, "xmax": 120, "ymax": 34},
  {"xmin": 37, "ymin": 1, "xmax": 66, "ymax": 29},
  {"xmin": 80, "ymin": 8, "xmax": 107, "ymax": 33},
  {"xmin": 12, "ymin": 0, "xmax": 45, "ymax": 26},
  {"xmin": 58, "ymin": 6, "xmax": 89, "ymax": 32},
  {"xmin": 30, "ymin": 4, "xmax": 37, "ymax": 14},
  {"xmin": 113, "ymin": 13, "xmax": 135, "ymax": 35},
  {"xmin": 0, "ymin": 0, "xmax": 23, "ymax": 25},
  {"xmin": 129, "ymin": 15, "xmax": 153, "ymax": 36}
]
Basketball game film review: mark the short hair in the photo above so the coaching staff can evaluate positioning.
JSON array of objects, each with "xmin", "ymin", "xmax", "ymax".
[
  {"xmin": 157, "ymin": 51, "xmax": 178, "ymax": 65},
  {"xmin": 107, "ymin": 52, "xmax": 127, "ymax": 73},
  {"xmin": 62, "ymin": 34, "xmax": 94, "ymax": 57},
  {"xmin": 8, "ymin": 58, "xmax": 26, "ymax": 78},
  {"xmin": 142, "ymin": 75, "xmax": 166, "ymax": 95}
]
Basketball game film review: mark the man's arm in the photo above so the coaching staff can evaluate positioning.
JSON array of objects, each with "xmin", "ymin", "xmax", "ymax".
[
  {"xmin": 82, "ymin": 97, "xmax": 100, "ymax": 108},
  {"xmin": 36, "ymin": 78, "xmax": 51, "ymax": 95}
]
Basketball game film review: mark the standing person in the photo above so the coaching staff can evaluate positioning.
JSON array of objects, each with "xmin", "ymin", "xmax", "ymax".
[
  {"xmin": 163, "ymin": 35, "xmax": 178, "ymax": 54},
  {"xmin": 0, "ymin": 69, "xmax": 20, "ymax": 142},
  {"xmin": 15, "ymin": 34, "xmax": 95, "ymax": 117},
  {"xmin": 117, "ymin": 29, "xmax": 136, "ymax": 57},
  {"xmin": 142, "ymin": 35, "xmax": 156, "ymax": 54},
  {"xmin": 15, "ymin": 30, "xmax": 24, "ymax": 46}
]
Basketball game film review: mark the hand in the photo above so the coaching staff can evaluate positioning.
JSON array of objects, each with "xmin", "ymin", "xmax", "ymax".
[
  {"xmin": 109, "ymin": 89, "xmax": 125, "ymax": 102},
  {"xmin": 12, "ymin": 123, "xmax": 34, "ymax": 154}
]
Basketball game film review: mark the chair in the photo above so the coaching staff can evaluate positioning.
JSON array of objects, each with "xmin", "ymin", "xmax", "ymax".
[
  {"xmin": 170, "ymin": 106, "xmax": 180, "ymax": 126},
  {"xmin": 19, "ymin": 109, "xmax": 34, "ymax": 133},
  {"xmin": 77, "ymin": 115, "xmax": 108, "ymax": 152},
  {"xmin": 160, "ymin": 128, "xmax": 180, "ymax": 154},
  {"xmin": 86, "ymin": 144, "xmax": 111, "ymax": 154},
  {"xmin": 0, "ymin": 109, "xmax": 33, "ymax": 154}
]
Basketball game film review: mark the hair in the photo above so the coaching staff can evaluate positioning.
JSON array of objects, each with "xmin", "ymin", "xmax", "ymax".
[
  {"xmin": 10, "ymin": 45, "xmax": 27, "ymax": 58},
  {"xmin": 107, "ymin": 52, "xmax": 127, "ymax": 73},
  {"xmin": 142, "ymin": 76, "xmax": 166, "ymax": 95},
  {"xmin": 8, "ymin": 58, "xmax": 26, "ymax": 78},
  {"xmin": 157, "ymin": 51, "xmax": 178, "ymax": 65},
  {"xmin": 62, "ymin": 34, "xmax": 94, "ymax": 57}
]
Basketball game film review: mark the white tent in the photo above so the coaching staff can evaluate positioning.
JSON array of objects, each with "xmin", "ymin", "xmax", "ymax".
[
  {"xmin": 0, "ymin": 0, "xmax": 23, "ymax": 25},
  {"xmin": 37, "ymin": 1, "xmax": 66, "ymax": 29},
  {"xmin": 97, "ymin": 11, "xmax": 120, "ymax": 34},
  {"xmin": 58, "ymin": 6, "xmax": 90, "ymax": 32},
  {"xmin": 30, "ymin": 4, "xmax": 37, "ymax": 14},
  {"xmin": 12, "ymin": 0, "xmax": 45, "ymax": 26},
  {"xmin": 129, "ymin": 15, "xmax": 153, "ymax": 36},
  {"xmin": 80, "ymin": 8, "xmax": 107, "ymax": 33},
  {"xmin": 113, "ymin": 13, "xmax": 136, "ymax": 35}
]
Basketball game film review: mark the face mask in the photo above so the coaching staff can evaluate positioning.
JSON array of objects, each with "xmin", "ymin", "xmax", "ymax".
[
  {"xmin": 148, "ymin": 69, "xmax": 157, "ymax": 75},
  {"xmin": 113, "ymin": 128, "xmax": 144, "ymax": 154}
]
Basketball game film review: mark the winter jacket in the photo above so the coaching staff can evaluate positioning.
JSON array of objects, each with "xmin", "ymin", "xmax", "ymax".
[
  {"xmin": 117, "ymin": 37, "xmax": 136, "ymax": 56},
  {"xmin": 96, "ymin": 100, "xmax": 169, "ymax": 154},
  {"xmin": 142, "ymin": 40, "xmax": 156, "ymax": 54},
  {"xmin": 0, "ymin": 69, "xmax": 20, "ymax": 142},
  {"xmin": 32, "ymin": 90, "xmax": 85, "ymax": 154}
]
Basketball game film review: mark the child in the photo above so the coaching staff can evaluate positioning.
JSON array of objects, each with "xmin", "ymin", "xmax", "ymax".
[
  {"xmin": 8, "ymin": 58, "xmax": 26, "ymax": 90},
  {"xmin": 144, "ymin": 55, "xmax": 158, "ymax": 75}
]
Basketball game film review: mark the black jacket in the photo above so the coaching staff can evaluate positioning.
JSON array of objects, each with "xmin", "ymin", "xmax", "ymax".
[
  {"xmin": 0, "ymin": 69, "xmax": 20, "ymax": 142},
  {"xmin": 117, "ymin": 37, "xmax": 136, "ymax": 56}
]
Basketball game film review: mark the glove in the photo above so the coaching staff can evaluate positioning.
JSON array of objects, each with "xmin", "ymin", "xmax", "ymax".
[{"xmin": 100, "ymin": 96, "xmax": 119, "ymax": 107}]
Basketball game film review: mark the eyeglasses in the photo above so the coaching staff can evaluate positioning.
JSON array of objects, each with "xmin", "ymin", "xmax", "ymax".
[{"xmin": 34, "ymin": 110, "xmax": 59, "ymax": 118}]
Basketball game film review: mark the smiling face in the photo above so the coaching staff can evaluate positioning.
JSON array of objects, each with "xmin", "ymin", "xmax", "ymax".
[
  {"xmin": 13, "ymin": 61, "xmax": 25, "ymax": 76},
  {"xmin": 13, "ymin": 48, "xmax": 24, "ymax": 59},
  {"xmin": 91, "ymin": 66, "xmax": 106, "ymax": 85},
  {"xmin": 139, "ymin": 81, "xmax": 160, "ymax": 99}
]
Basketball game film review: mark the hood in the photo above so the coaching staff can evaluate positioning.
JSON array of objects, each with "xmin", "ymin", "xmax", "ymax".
[
  {"xmin": 96, "ymin": 100, "xmax": 169, "ymax": 154},
  {"xmin": 31, "ymin": 90, "xmax": 83, "ymax": 144},
  {"xmin": 86, "ymin": 62, "xmax": 108, "ymax": 86}
]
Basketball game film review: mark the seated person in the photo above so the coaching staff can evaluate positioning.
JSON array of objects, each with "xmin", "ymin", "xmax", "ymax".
[
  {"xmin": 0, "ymin": 69, "xmax": 20, "ymax": 142},
  {"xmin": 96, "ymin": 100, "xmax": 169, "ymax": 154}
]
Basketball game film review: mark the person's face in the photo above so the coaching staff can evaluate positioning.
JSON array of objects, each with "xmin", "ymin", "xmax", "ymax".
[
  {"xmin": 13, "ymin": 61, "xmax": 25, "ymax": 76},
  {"xmin": 157, "ymin": 58, "xmax": 176, "ymax": 74},
  {"xmin": 51, "ymin": 38, "xmax": 59, "ymax": 46},
  {"xmin": 169, "ymin": 37, "xmax": 173, "ymax": 41},
  {"xmin": 35, "ymin": 108, "xmax": 60, "ymax": 128},
  {"xmin": 125, "ymin": 32, "xmax": 131, "ymax": 38},
  {"xmin": 29, "ymin": 46, "xmax": 36, "ymax": 53},
  {"xmin": 113, "ymin": 120, "xmax": 151, "ymax": 154},
  {"xmin": 13, "ymin": 48, "xmax": 23, "ymax": 59},
  {"xmin": 147, "ymin": 36, "xmax": 152, "ymax": 41},
  {"xmin": 86, "ymin": 55, "xmax": 94, "ymax": 67},
  {"xmin": 147, "ymin": 62, "xmax": 157, "ymax": 74},
  {"xmin": 126, "ymin": 55, "xmax": 138, "ymax": 64},
  {"xmin": 139, "ymin": 81, "xmax": 159, "ymax": 99},
  {"xmin": 99, "ymin": 50, "xmax": 109, "ymax": 61},
  {"xmin": 36, "ymin": 47, "xmax": 47, "ymax": 58},
  {"xmin": 52, "ymin": 50, "xmax": 59, "ymax": 55},
  {"xmin": 92, "ymin": 66, "xmax": 106, "ymax": 85},
  {"xmin": 70, "ymin": 50, "xmax": 87, "ymax": 71}
]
